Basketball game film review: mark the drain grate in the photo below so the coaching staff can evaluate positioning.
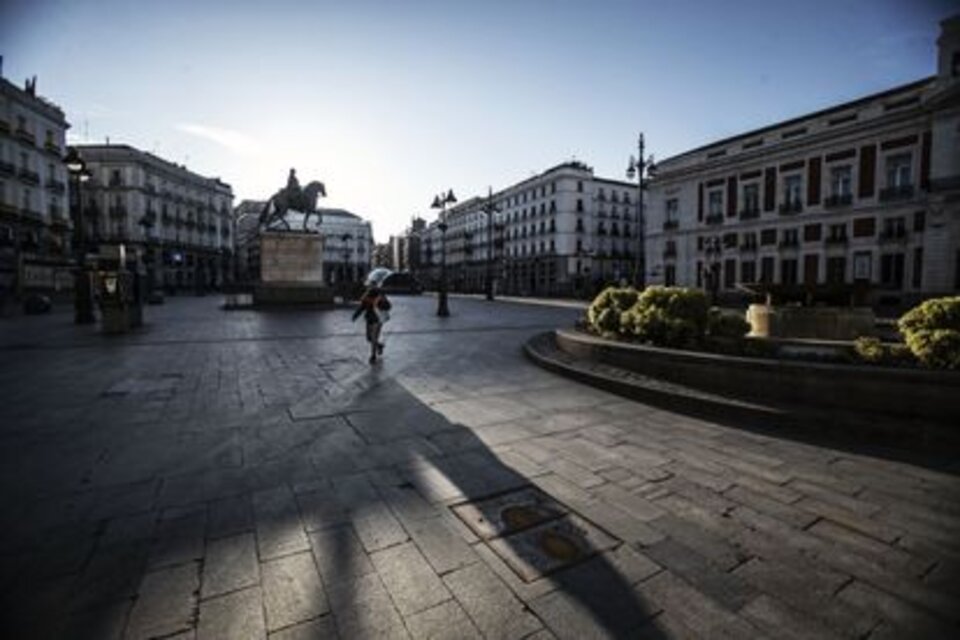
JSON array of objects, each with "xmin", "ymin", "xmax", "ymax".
[{"xmin": 451, "ymin": 486, "xmax": 620, "ymax": 582}]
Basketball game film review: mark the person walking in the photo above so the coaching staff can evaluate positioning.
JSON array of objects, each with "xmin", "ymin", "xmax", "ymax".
[{"xmin": 352, "ymin": 284, "xmax": 391, "ymax": 364}]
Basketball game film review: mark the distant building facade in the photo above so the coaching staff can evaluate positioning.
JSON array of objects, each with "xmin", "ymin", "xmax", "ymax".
[
  {"xmin": 0, "ymin": 74, "xmax": 71, "ymax": 297},
  {"xmin": 76, "ymin": 144, "xmax": 234, "ymax": 292},
  {"xmin": 417, "ymin": 162, "xmax": 639, "ymax": 297},
  {"xmin": 646, "ymin": 15, "xmax": 960, "ymax": 307}
]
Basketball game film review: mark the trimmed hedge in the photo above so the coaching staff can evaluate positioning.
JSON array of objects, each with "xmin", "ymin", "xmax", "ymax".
[
  {"xmin": 588, "ymin": 286, "xmax": 717, "ymax": 348},
  {"xmin": 898, "ymin": 296, "xmax": 960, "ymax": 370}
]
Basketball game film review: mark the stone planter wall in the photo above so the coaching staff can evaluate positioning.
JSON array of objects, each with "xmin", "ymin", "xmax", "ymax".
[
  {"xmin": 555, "ymin": 329, "xmax": 960, "ymax": 424},
  {"xmin": 746, "ymin": 304, "xmax": 875, "ymax": 340}
]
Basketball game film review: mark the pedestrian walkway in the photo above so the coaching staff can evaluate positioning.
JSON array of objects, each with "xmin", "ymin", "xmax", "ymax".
[{"xmin": 1, "ymin": 296, "xmax": 957, "ymax": 638}]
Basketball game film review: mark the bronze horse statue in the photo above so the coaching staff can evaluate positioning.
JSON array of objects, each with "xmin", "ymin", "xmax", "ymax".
[{"xmin": 260, "ymin": 169, "xmax": 327, "ymax": 231}]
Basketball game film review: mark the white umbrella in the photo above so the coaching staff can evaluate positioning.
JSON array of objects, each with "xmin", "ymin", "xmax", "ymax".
[{"xmin": 365, "ymin": 267, "xmax": 393, "ymax": 287}]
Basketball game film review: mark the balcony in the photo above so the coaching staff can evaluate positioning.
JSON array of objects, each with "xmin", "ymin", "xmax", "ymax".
[
  {"xmin": 824, "ymin": 236, "xmax": 848, "ymax": 247},
  {"xmin": 739, "ymin": 208, "xmax": 760, "ymax": 220},
  {"xmin": 575, "ymin": 223, "xmax": 585, "ymax": 233},
  {"xmin": 879, "ymin": 184, "xmax": 915, "ymax": 202},
  {"xmin": 46, "ymin": 179, "xmax": 66, "ymax": 194},
  {"xmin": 18, "ymin": 168, "xmax": 41, "ymax": 185},
  {"xmin": 16, "ymin": 127, "xmax": 36, "ymax": 145},
  {"xmin": 596, "ymin": 227, "xmax": 607, "ymax": 236},
  {"xmin": 21, "ymin": 208, "xmax": 42, "ymax": 223},
  {"xmin": 778, "ymin": 238, "xmax": 799, "ymax": 249},
  {"xmin": 824, "ymin": 193, "xmax": 853, "ymax": 208},
  {"xmin": 879, "ymin": 229, "xmax": 908, "ymax": 244},
  {"xmin": 663, "ymin": 219, "xmax": 679, "ymax": 231},
  {"xmin": 705, "ymin": 213, "xmax": 724, "ymax": 226},
  {"xmin": 44, "ymin": 141, "xmax": 61, "ymax": 156},
  {"xmin": 778, "ymin": 200, "xmax": 803, "ymax": 215},
  {"xmin": 0, "ymin": 201, "xmax": 17, "ymax": 218},
  {"xmin": 144, "ymin": 183, "xmax": 157, "ymax": 195},
  {"xmin": 0, "ymin": 160, "xmax": 14, "ymax": 177}
]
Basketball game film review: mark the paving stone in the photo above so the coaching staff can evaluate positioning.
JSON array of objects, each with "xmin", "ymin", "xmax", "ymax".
[
  {"xmin": 789, "ymin": 480, "xmax": 880, "ymax": 516},
  {"xmin": 351, "ymin": 500, "xmax": 409, "ymax": 552},
  {"xmin": 404, "ymin": 599, "xmax": 482, "ymax": 640},
  {"xmin": 576, "ymin": 499, "xmax": 665, "ymax": 547},
  {"xmin": 308, "ymin": 525, "xmax": 376, "ymax": 586},
  {"xmin": 296, "ymin": 489, "xmax": 349, "ymax": 532},
  {"xmin": 646, "ymin": 512, "xmax": 748, "ymax": 571},
  {"xmin": 378, "ymin": 483, "xmax": 440, "ymax": 527},
  {"xmin": 593, "ymin": 482, "xmax": 666, "ymax": 521},
  {"xmin": 253, "ymin": 487, "xmax": 311, "ymax": 560},
  {"xmin": 724, "ymin": 485, "xmax": 819, "ymax": 529},
  {"xmin": 642, "ymin": 537, "xmax": 758, "ymax": 611},
  {"xmin": 740, "ymin": 594, "xmax": 845, "ymax": 640},
  {"xmin": 604, "ymin": 543, "xmax": 662, "ymax": 585},
  {"xmin": 100, "ymin": 511, "xmax": 157, "ymax": 546},
  {"xmin": 70, "ymin": 541, "xmax": 150, "ymax": 611},
  {"xmin": 267, "ymin": 616, "xmax": 338, "ymax": 639},
  {"xmin": 125, "ymin": 562, "xmax": 200, "ymax": 640},
  {"xmin": 208, "ymin": 495, "xmax": 254, "ymax": 540},
  {"xmin": 198, "ymin": 586, "xmax": 267, "ymax": 640},
  {"xmin": 405, "ymin": 516, "xmax": 479, "ymax": 575},
  {"xmin": 837, "ymin": 580, "xmax": 953, "ymax": 637},
  {"xmin": 635, "ymin": 570, "xmax": 763, "ymax": 639},
  {"xmin": 261, "ymin": 551, "xmax": 328, "ymax": 631},
  {"xmin": 442, "ymin": 562, "xmax": 543, "ymax": 639},
  {"xmin": 202, "ymin": 532, "xmax": 259, "ymax": 599},
  {"xmin": 326, "ymin": 572, "xmax": 409, "ymax": 639},
  {"xmin": 808, "ymin": 519, "xmax": 932, "ymax": 576},
  {"xmin": 370, "ymin": 541, "xmax": 450, "ymax": 615}
]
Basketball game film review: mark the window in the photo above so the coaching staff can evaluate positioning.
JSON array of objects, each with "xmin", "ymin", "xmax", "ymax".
[
  {"xmin": 830, "ymin": 165, "xmax": 852, "ymax": 196},
  {"xmin": 708, "ymin": 190, "xmax": 723, "ymax": 216},
  {"xmin": 665, "ymin": 198, "xmax": 678, "ymax": 223},
  {"xmin": 827, "ymin": 257, "xmax": 846, "ymax": 283},
  {"xmin": 576, "ymin": 199, "xmax": 583, "ymax": 213},
  {"xmin": 886, "ymin": 153, "xmax": 912, "ymax": 187},
  {"xmin": 722, "ymin": 233, "xmax": 738, "ymax": 249},
  {"xmin": 781, "ymin": 228, "xmax": 799, "ymax": 246},
  {"xmin": 741, "ymin": 261, "xmax": 757, "ymax": 283},
  {"xmin": 665, "ymin": 264, "xmax": 676, "ymax": 286},
  {"xmin": 913, "ymin": 248, "xmax": 923, "ymax": 288},
  {"xmin": 742, "ymin": 232, "xmax": 757, "ymax": 249},
  {"xmin": 827, "ymin": 224, "xmax": 847, "ymax": 241},
  {"xmin": 852, "ymin": 217, "xmax": 876, "ymax": 238},
  {"xmin": 761, "ymin": 256, "xmax": 775, "ymax": 283},
  {"xmin": 576, "ymin": 239, "xmax": 583, "ymax": 252},
  {"xmin": 880, "ymin": 253, "xmax": 905, "ymax": 288},
  {"xmin": 784, "ymin": 174, "xmax": 802, "ymax": 205},
  {"xmin": 724, "ymin": 259, "xmax": 737, "ymax": 289},
  {"xmin": 781, "ymin": 259, "xmax": 798, "ymax": 285},
  {"xmin": 743, "ymin": 184, "xmax": 759, "ymax": 213},
  {"xmin": 803, "ymin": 224, "xmax": 821, "ymax": 242},
  {"xmin": 882, "ymin": 217, "xmax": 906, "ymax": 239},
  {"xmin": 914, "ymin": 210, "xmax": 925, "ymax": 232},
  {"xmin": 760, "ymin": 229, "xmax": 777, "ymax": 245},
  {"xmin": 598, "ymin": 188, "xmax": 606, "ymax": 201},
  {"xmin": 853, "ymin": 251, "xmax": 872, "ymax": 280},
  {"xmin": 551, "ymin": 181, "xmax": 556, "ymax": 194},
  {"xmin": 804, "ymin": 254, "xmax": 819, "ymax": 284},
  {"xmin": 577, "ymin": 181, "xmax": 583, "ymax": 193}
]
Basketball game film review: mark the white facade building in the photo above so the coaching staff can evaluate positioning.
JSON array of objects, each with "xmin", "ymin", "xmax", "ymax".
[
  {"xmin": 76, "ymin": 144, "xmax": 234, "ymax": 292},
  {"xmin": 0, "ymin": 74, "xmax": 71, "ymax": 294},
  {"xmin": 233, "ymin": 201, "xmax": 373, "ymax": 285},
  {"xmin": 417, "ymin": 162, "xmax": 639, "ymax": 296},
  {"xmin": 646, "ymin": 15, "xmax": 960, "ymax": 308}
]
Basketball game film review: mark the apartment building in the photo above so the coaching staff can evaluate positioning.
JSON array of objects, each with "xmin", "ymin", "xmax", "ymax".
[{"xmin": 646, "ymin": 15, "xmax": 960, "ymax": 307}]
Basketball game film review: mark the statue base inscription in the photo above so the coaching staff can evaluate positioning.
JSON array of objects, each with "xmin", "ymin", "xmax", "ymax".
[{"xmin": 254, "ymin": 231, "xmax": 333, "ymax": 306}]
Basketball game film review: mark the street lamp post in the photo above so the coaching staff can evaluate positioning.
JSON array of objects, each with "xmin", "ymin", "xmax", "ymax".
[
  {"xmin": 481, "ymin": 187, "xmax": 500, "ymax": 301},
  {"xmin": 65, "ymin": 147, "xmax": 94, "ymax": 324},
  {"xmin": 626, "ymin": 133, "xmax": 656, "ymax": 289},
  {"xmin": 431, "ymin": 189, "xmax": 456, "ymax": 317}
]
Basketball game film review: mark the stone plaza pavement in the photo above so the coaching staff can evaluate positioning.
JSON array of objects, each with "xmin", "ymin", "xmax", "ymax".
[{"xmin": 1, "ymin": 295, "xmax": 958, "ymax": 639}]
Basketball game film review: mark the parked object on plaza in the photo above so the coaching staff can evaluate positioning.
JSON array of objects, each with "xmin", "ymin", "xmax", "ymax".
[
  {"xmin": 352, "ymin": 285, "xmax": 392, "ymax": 364},
  {"xmin": 23, "ymin": 293, "xmax": 52, "ymax": 315}
]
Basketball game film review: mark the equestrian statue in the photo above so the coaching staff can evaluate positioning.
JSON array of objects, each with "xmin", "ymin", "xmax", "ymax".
[{"xmin": 259, "ymin": 168, "xmax": 327, "ymax": 231}]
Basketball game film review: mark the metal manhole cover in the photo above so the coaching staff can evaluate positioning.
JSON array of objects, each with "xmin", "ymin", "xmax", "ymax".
[
  {"xmin": 451, "ymin": 487, "xmax": 566, "ymax": 540},
  {"xmin": 450, "ymin": 486, "xmax": 620, "ymax": 582}
]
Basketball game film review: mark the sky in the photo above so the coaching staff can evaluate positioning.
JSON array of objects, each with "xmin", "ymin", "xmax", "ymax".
[{"xmin": 1, "ymin": 0, "xmax": 955, "ymax": 241}]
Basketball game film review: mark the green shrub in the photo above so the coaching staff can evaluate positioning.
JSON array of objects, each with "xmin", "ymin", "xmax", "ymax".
[
  {"xmin": 707, "ymin": 308, "xmax": 751, "ymax": 339},
  {"xmin": 898, "ymin": 297, "xmax": 960, "ymax": 369},
  {"xmin": 623, "ymin": 286, "xmax": 709, "ymax": 348},
  {"xmin": 853, "ymin": 336, "xmax": 885, "ymax": 363},
  {"xmin": 587, "ymin": 286, "xmax": 639, "ymax": 336}
]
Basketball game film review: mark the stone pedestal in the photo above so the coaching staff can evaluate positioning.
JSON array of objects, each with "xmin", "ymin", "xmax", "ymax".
[
  {"xmin": 746, "ymin": 304, "xmax": 875, "ymax": 340},
  {"xmin": 254, "ymin": 231, "xmax": 333, "ymax": 306}
]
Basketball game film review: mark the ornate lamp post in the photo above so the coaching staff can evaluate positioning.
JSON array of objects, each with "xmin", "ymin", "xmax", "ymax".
[
  {"xmin": 480, "ymin": 187, "xmax": 500, "ymax": 301},
  {"xmin": 626, "ymin": 133, "xmax": 656, "ymax": 289},
  {"xmin": 431, "ymin": 189, "xmax": 456, "ymax": 317},
  {"xmin": 65, "ymin": 146, "xmax": 94, "ymax": 324}
]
